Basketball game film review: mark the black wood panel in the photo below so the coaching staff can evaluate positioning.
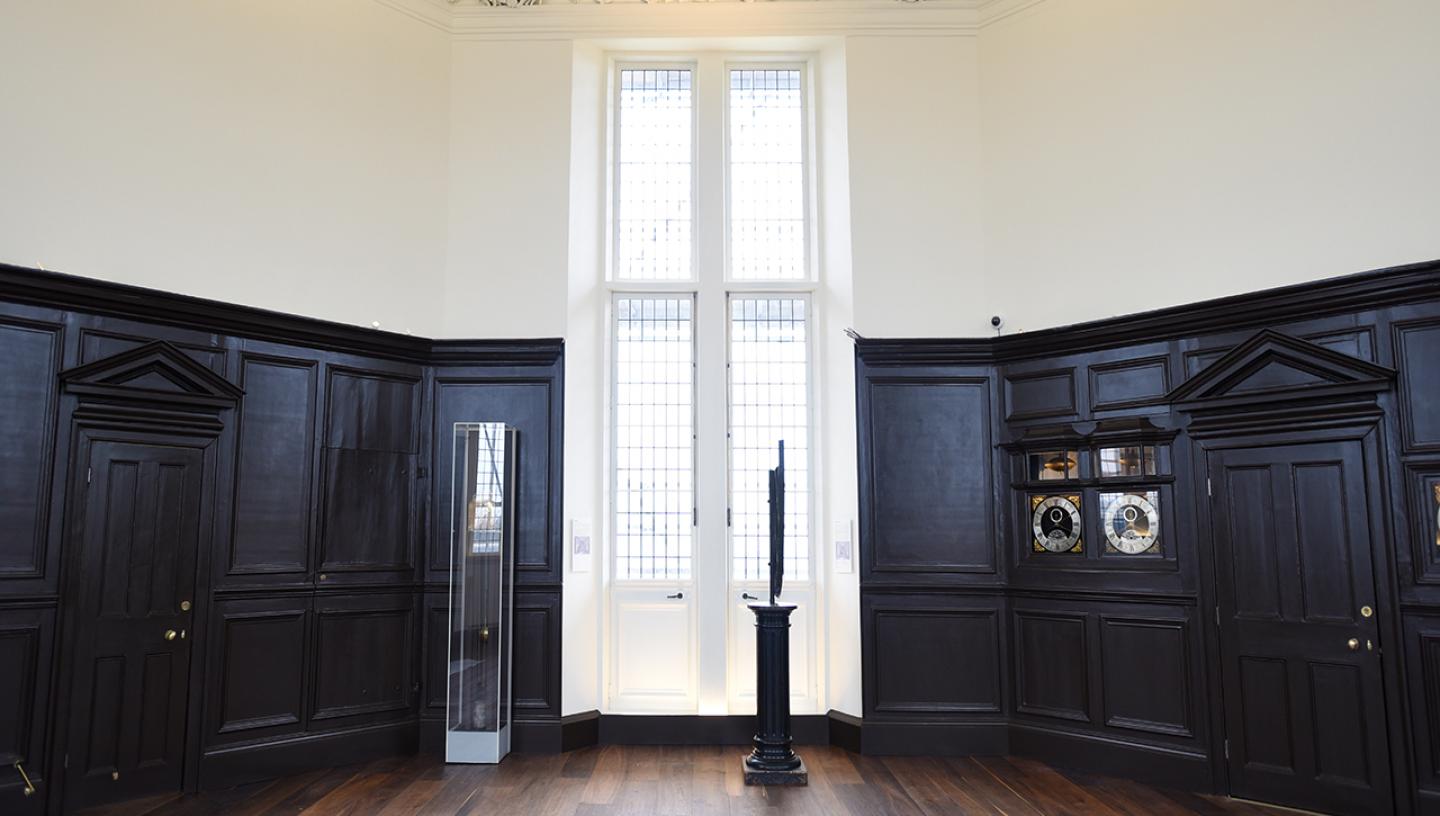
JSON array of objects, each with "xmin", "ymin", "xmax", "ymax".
[
  {"xmin": 860, "ymin": 376, "xmax": 996, "ymax": 578},
  {"xmin": 1005, "ymin": 367, "xmax": 1077, "ymax": 421},
  {"xmin": 207, "ymin": 597, "xmax": 309, "ymax": 745},
  {"xmin": 1014, "ymin": 610, "xmax": 1090, "ymax": 722},
  {"xmin": 1404, "ymin": 614, "xmax": 1440, "ymax": 803},
  {"xmin": 513, "ymin": 590, "xmax": 561, "ymax": 719},
  {"xmin": 0, "ymin": 319, "xmax": 60, "ymax": 582},
  {"xmin": 229, "ymin": 355, "xmax": 317, "ymax": 578},
  {"xmin": 430, "ymin": 376, "xmax": 563, "ymax": 583},
  {"xmin": 1099, "ymin": 615, "xmax": 1193, "ymax": 737},
  {"xmin": 319, "ymin": 448, "xmax": 414, "ymax": 572},
  {"xmin": 311, "ymin": 594, "xmax": 416, "ymax": 726},
  {"xmin": 79, "ymin": 327, "xmax": 226, "ymax": 375},
  {"xmin": 1089, "ymin": 355, "xmax": 1171, "ymax": 412},
  {"xmin": 863, "ymin": 594, "xmax": 1004, "ymax": 717},
  {"xmin": 1396, "ymin": 320, "xmax": 1440, "ymax": 453},
  {"xmin": 421, "ymin": 592, "xmax": 449, "ymax": 717},
  {"xmin": 0, "ymin": 607, "xmax": 53, "ymax": 812}
]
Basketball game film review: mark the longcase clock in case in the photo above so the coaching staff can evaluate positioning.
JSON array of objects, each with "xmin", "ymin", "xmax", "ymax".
[{"xmin": 1031, "ymin": 494, "xmax": 1083, "ymax": 553}]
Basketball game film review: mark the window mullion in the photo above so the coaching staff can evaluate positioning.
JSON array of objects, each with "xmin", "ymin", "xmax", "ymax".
[{"xmin": 692, "ymin": 54, "xmax": 730, "ymax": 715}]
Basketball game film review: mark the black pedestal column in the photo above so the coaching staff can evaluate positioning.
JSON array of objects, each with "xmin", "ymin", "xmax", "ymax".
[{"xmin": 743, "ymin": 603, "xmax": 807, "ymax": 785}]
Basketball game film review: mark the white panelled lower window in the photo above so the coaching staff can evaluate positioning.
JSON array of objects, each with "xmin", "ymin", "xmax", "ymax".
[{"xmin": 608, "ymin": 56, "xmax": 816, "ymax": 715}]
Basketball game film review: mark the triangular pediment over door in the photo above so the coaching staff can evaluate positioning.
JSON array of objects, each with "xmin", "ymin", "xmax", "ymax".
[
  {"xmin": 1167, "ymin": 329, "xmax": 1395, "ymax": 429},
  {"xmin": 61, "ymin": 340, "xmax": 243, "ymax": 412}
]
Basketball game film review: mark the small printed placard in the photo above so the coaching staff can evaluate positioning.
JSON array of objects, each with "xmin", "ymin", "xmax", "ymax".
[
  {"xmin": 833, "ymin": 520, "xmax": 854, "ymax": 574},
  {"xmin": 572, "ymin": 520, "xmax": 592, "ymax": 573}
]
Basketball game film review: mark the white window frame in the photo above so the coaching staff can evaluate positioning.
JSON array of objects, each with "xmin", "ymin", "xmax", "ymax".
[
  {"xmin": 722, "ymin": 60, "xmax": 816, "ymax": 285},
  {"xmin": 610, "ymin": 59, "xmax": 700, "ymax": 285},
  {"xmin": 603, "ymin": 51, "xmax": 824, "ymax": 715}
]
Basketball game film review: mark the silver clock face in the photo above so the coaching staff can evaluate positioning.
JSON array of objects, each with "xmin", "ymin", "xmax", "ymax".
[
  {"xmin": 1032, "ymin": 495, "xmax": 1082, "ymax": 553},
  {"xmin": 1103, "ymin": 492, "xmax": 1159, "ymax": 555}
]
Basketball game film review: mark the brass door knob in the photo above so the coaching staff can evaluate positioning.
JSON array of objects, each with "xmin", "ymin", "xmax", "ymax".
[
  {"xmin": 164, "ymin": 629, "xmax": 178, "ymax": 642},
  {"xmin": 1347, "ymin": 637, "xmax": 1360, "ymax": 651}
]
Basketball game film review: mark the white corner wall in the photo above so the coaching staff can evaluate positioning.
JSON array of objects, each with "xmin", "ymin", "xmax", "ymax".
[
  {"xmin": 443, "ymin": 39, "xmax": 574, "ymax": 339},
  {"xmin": 0, "ymin": 1, "xmax": 451, "ymax": 335},
  {"xmin": 981, "ymin": 0, "xmax": 1440, "ymax": 334},
  {"xmin": 846, "ymin": 35, "xmax": 990, "ymax": 338}
]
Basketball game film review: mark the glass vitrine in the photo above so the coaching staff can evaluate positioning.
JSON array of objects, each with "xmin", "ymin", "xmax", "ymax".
[{"xmin": 447, "ymin": 422, "xmax": 517, "ymax": 764}]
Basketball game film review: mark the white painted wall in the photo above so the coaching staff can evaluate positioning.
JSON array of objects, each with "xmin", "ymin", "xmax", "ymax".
[
  {"xmin": 982, "ymin": 0, "xmax": 1440, "ymax": 334},
  {"xmin": 0, "ymin": 0, "xmax": 451, "ymax": 334},
  {"xmin": 443, "ymin": 39, "xmax": 574, "ymax": 338},
  {"xmin": 846, "ymin": 35, "xmax": 990, "ymax": 338}
]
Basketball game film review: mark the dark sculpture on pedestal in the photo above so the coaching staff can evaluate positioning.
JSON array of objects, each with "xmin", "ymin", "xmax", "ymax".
[{"xmin": 744, "ymin": 441, "xmax": 808, "ymax": 785}]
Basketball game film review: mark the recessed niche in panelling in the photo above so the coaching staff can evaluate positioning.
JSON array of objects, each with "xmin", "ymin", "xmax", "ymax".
[
  {"xmin": 1396, "ymin": 320, "xmax": 1440, "ymax": 452},
  {"xmin": 230, "ymin": 356, "xmax": 317, "ymax": 576},
  {"xmin": 1099, "ymin": 616, "xmax": 1193, "ymax": 737},
  {"xmin": 0, "ymin": 319, "xmax": 60, "ymax": 579},
  {"xmin": 1005, "ymin": 368, "xmax": 1077, "ymax": 421},
  {"xmin": 1088, "ymin": 356, "xmax": 1171, "ymax": 412},
  {"xmin": 213, "ymin": 603, "xmax": 307, "ymax": 739},
  {"xmin": 1014, "ymin": 611, "xmax": 1089, "ymax": 722},
  {"xmin": 311, "ymin": 601, "xmax": 414, "ymax": 723},
  {"xmin": 866, "ymin": 379, "xmax": 995, "ymax": 575},
  {"xmin": 431, "ymin": 380, "xmax": 558, "ymax": 579},
  {"xmin": 871, "ymin": 607, "xmax": 1001, "ymax": 715}
]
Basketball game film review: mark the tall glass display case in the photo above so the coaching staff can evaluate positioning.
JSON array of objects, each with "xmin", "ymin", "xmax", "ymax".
[{"xmin": 446, "ymin": 422, "xmax": 517, "ymax": 764}]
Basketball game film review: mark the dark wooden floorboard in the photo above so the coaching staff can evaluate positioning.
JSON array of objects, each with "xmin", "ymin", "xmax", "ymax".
[{"xmin": 81, "ymin": 746, "xmax": 1292, "ymax": 816}]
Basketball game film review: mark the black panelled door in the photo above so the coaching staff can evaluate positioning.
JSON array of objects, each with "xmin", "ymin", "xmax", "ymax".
[
  {"xmin": 64, "ymin": 439, "xmax": 205, "ymax": 809},
  {"xmin": 1209, "ymin": 440, "xmax": 1391, "ymax": 815}
]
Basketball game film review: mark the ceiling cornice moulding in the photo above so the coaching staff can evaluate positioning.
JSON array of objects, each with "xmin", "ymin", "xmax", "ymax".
[{"xmin": 372, "ymin": 0, "xmax": 1045, "ymax": 38}]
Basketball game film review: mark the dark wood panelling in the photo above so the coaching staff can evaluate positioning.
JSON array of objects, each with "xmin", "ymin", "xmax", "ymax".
[
  {"xmin": 1403, "ymin": 614, "xmax": 1440, "ymax": 801},
  {"xmin": 421, "ymin": 592, "xmax": 449, "ymax": 716},
  {"xmin": 862, "ymin": 377, "xmax": 996, "ymax": 577},
  {"xmin": 319, "ymin": 448, "xmax": 414, "ymax": 572},
  {"xmin": 208, "ymin": 598, "xmax": 308, "ymax": 744},
  {"xmin": 229, "ymin": 355, "xmax": 317, "ymax": 577},
  {"xmin": 79, "ymin": 328, "xmax": 226, "ymax": 375},
  {"xmin": 865, "ymin": 595, "xmax": 1003, "ymax": 716},
  {"xmin": 1396, "ymin": 320, "xmax": 1440, "ymax": 453},
  {"xmin": 0, "ymin": 266, "xmax": 570, "ymax": 813},
  {"xmin": 318, "ymin": 368, "xmax": 419, "ymax": 576},
  {"xmin": 0, "ymin": 319, "xmax": 61, "ymax": 581},
  {"xmin": 1089, "ymin": 355, "xmax": 1171, "ymax": 412},
  {"xmin": 324, "ymin": 368, "xmax": 419, "ymax": 454},
  {"xmin": 1407, "ymin": 465, "xmax": 1440, "ymax": 586},
  {"xmin": 1014, "ymin": 611, "xmax": 1089, "ymax": 722},
  {"xmin": 513, "ymin": 590, "xmax": 561, "ymax": 718},
  {"xmin": 1005, "ymin": 368, "xmax": 1077, "ymax": 421},
  {"xmin": 311, "ymin": 595, "xmax": 415, "ymax": 724},
  {"xmin": 430, "ymin": 378, "xmax": 563, "ymax": 582},
  {"xmin": 1099, "ymin": 616, "xmax": 1193, "ymax": 737},
  {"xmin": 0, "ymin": 607, "xmax": 54, "ymax": 794}
]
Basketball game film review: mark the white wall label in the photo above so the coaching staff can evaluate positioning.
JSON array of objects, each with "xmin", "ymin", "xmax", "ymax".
[
  {"xmin": 833, "ymin": 520, "xmax": 853, "ymax": 574},
  {"xmin": 572, "ymin": 520, "xmax": 592, "ymax": 573}
]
